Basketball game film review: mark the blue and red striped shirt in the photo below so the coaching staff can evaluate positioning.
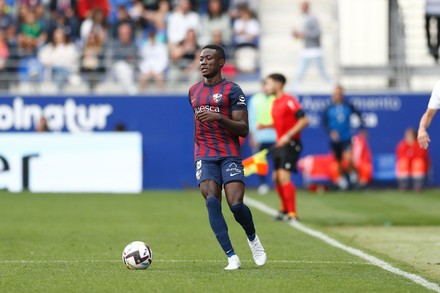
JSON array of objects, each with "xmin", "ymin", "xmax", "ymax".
[{"xmin": 189, "ymin": 79, "xmax": 247, "ymax": 161}]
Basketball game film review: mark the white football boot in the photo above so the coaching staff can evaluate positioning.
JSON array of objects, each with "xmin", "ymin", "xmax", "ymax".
[
  {"xmin": 224, "ymin": 254, "xmax": 241, "ymax": 270},
  {"xmin": 247, "ymin": 235, "xmax": 267, "ymax": 266}
]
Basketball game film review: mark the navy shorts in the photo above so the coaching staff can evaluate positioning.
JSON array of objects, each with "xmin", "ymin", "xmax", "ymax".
[
  {"xmin": 273, "ymin": 140, "xmax": 302, "ymax": 173},
  {"xmin": 194, "ymin": 157, "xmax": 245, "ymax": 187}
]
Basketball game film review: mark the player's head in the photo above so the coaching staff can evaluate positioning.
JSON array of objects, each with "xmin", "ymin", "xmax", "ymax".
[
  {"xmin": 404, "ymin": 128, "xmax": 417, "ymax": 144},
  {"xmin": 332, "ymin": 84, "xmax": 344, "ymax": 104},
  {"xmin": 199, "ymin": 44, "xmax": 226, "ymax": 78},
  {"xmin": 300, "ymin": 1, "xmax": 310, "ymax": 14},
  {"xmin": 265, "ymin": 73, "xmax": 286, "ymax": 95}
]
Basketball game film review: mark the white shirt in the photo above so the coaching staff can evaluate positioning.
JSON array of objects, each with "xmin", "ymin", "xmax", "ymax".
[
  {"xmin": 428, "ymin": 80, "xmax": 440, "ymax": 109},
  {"xmin": 139, "ymin": 41, "xmax": 169, "ymax": 73},
  {"xmin": 167, "ymin": 11, "xmax": 200, "ymax": 44},
  {"xmin": 38, "ymin": 43, "xmax": 79, "ymax": 72},
  {"xmin": 233, "ymin": 18, "xmax": 260, "ymax": 45}
]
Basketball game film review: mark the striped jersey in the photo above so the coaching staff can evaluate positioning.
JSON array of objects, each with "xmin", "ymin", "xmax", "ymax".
[{"xmin": 189, "ymin": 79, "xmax": 247, "ymax": 161}]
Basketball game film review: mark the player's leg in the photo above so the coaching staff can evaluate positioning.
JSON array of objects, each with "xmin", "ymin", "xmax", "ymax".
[
  {"xmin": 278, "ymin": 141, "xmax": 302, "ymax": 221},
  {"xmin": 342, "ymin": 144, "xmax": 358, "ymax": 188},
  {"xmin": 331, "ymin": 142, "xmax": 349, "ymax": 190},
  {"xmin": 396, "ymin": 157, "xmax": 410, "ymax": 191},
  {"xmin": 272, "ymin": 148, "xmax": 288, "ymax": 220},
  {"xmin": 196, "ymin": 160, "xmax": 239, "ymax": 269},
  {"xmin": 222, "ymin": 159, "xmax": 266, "ymax": 266}
]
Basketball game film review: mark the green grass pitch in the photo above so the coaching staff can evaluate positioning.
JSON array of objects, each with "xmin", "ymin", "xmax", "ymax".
[{"xmin": 0, "ymin": 189, "xmax": 439, "ymax": 292}]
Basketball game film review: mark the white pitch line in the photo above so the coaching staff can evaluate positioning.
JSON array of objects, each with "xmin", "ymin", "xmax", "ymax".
[
  {"xmin": 0, "ymin": 259, "xmax": 371, "ymax": 265},
  {"xmin": 244, "ymin": 196, "xmax": 440, "ymax": 293}
]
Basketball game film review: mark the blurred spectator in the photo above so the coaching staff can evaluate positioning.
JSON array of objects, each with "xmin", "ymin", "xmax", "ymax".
[
  {"xmin": 248, "ymin": 79, "xmax": 276, "ymax": 195},
  {"xmin": 233, "ymin": 4, "xmax": 258, "ymax": 47},
  {"xmin": 199, "ymin": 0, "xmax": 231, "ymax": 46},
  {"xmin": 167, "ymin": 0, "xmax": 200, "ymax": 45},
  {"xmin": 0, "ymin": 0, "xmax": 16, "ymax": 45},
  {"xmin": 80, "ymin": 8, "xmax": 108, "ymax": 44},
  {"xmin": 292, "ymin": 1, "xmax": 330, "ymax": 85},
  {"xmin": 143, "ymin": 0, "xmax": 170, "ymax": 43},
  {"xmin": 36, "ymin": 116, "xmax": 49, "ymax": 132},
  {"xmin": 425, "ymin": 0, "xmax": 440, "ymax": 62},
  {"xmin": 38, "ymin": 28, "xmax": 79, "ymax": 92},
  {"xmin": 47, "ymin": 9, "xmax": 80, "ymax": 42},
  {"xmin": 139, "ymin": 29, "xmax": 168, "ymax": 90},
  {"xmin": 0, "ymin": 29, "xmax": 9, "ymax": 70},
  {"xmin": 229, "ymin": 0, "xmax": 257, "ymax": 20},
  {"xmin": 17, "ymin": 8, "xmax": 47, "ymax": 55},
  {"xmin": 77, "ymin": 0, "xmax": 110, "ymax": 20},
  {"xmin": 109, "ymin": 0, "xmax": 131, "ymax": 24},
  {"xmin": 128, "ymin": 0, "xmax": 143, "ymax": 22},
  {"xmin": 233, "ymin": 4, "xmax": 259, "ymax": 72},
  {"xmin": 49, "ymin": 0, "xmax": 78, "ymax": 15},
  {"xmin": 169, "ymin": 28, "xmax": 200, "ymax": 83},
  {"xmin": 396, "ymin": 128, "xmax": 430, "ymax": 192},
  {"xmin": 112, "ymin": 5, "xmax": 135, "ymax": 40},
  {"xmin": 80, "ymin": 31, "xmax": 106, "ymax": 92},
  {"xmin": 111, "ymin": 22, "xmax": 137, "ymax": 95}
]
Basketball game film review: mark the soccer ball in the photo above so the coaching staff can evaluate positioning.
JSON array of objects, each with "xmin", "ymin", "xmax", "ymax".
[{"xmin": 122, "ymin": 241, "xmax": 153, "ymax": 270}]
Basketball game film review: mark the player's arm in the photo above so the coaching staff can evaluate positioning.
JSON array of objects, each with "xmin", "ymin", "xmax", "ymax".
[
  {"xmin": 418, "ymin": 108, "xmax": 437, "ymax": 149},
  {"xmin": 277, "ymin": 110, "xmax": 309, "ymax": 147},
  {"xmin": 196, "ymin": 110, "xmax": 249, "ymax": 137},
  {"xmin": 350, "ymin": 103, "xmax": 365, "ymax": 129}
]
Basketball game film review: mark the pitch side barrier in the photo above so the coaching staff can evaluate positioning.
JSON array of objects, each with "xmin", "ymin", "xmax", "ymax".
[{"xmin": 0, "ymin": 94, "xmax": 437, "ymax": 190}]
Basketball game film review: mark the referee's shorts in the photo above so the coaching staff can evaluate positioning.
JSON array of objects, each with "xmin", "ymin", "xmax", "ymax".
[{"xmin": 273, "ymin": 140, "xmax": 302, "ymax": 173}]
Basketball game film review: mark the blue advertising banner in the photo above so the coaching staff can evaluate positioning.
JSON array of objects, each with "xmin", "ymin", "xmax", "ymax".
[{"xmin": 0, "ymin": 93, "xmax": 437, "ymax": 189}]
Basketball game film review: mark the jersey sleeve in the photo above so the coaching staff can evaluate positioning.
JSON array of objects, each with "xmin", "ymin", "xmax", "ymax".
[
  {"xmin": 428, "ymin": 80, "xmax": 440, "ymax": 109},
  {"xmin": 229, "ymin": 84, "xmax": 247, "ymax": 111}
]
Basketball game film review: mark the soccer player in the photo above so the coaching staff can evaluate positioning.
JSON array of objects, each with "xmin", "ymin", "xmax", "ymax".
[
  {"xmin": 189, "ymin": 44, "xmax": 266, "ymax": 270},
  {"xmin": 258, "ymin": 73, "xmax": 309, "ymax": 221},
  {"xmin": 418, "ymin": 80, "xmax": 439, "ymax": 149},
  {"xmin": 323, "ymin": 85, "xmax": 364, "ymax": 190}
]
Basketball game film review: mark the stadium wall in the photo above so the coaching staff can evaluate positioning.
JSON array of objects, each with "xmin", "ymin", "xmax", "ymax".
[{"xmin": 0, "ymin": 93, "xmax": 438, "ymax": 189}]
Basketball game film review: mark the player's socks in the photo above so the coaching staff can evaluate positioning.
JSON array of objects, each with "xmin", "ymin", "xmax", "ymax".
[
  {"xmin": 206, "ymin": 196, "xmax": 235, "ymax": 257},
  {"xmin": 230, "ymin": 202, "xmax": 256, "ymax": 241},
  {"xmin": 275, "ymin": 184, "xmax": 287, "ymax": 212},
  {"xmin": 281, "ymin": 182, "xmax": 296, "ymax": 215}
]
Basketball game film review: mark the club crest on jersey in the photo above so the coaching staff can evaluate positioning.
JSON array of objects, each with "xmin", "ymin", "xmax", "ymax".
[{"xmin": 212, "ymin": 93, "xmax": 222, "ymax": 103}]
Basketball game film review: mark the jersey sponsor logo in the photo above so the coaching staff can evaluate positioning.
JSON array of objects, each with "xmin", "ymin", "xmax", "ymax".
[
  {"xmin": 194, "ymin": 105, "xmax": 220, "ymax": 114},
  {"xmin": 237, "ymin": 95, "xmax": 246, "ymax": 106},
  {"xmin": 212, "ymin": 93, "xmax": 222, "ymax": 103}
]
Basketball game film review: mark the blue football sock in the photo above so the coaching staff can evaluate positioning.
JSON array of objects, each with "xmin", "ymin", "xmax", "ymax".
[
  {"xmin": 230, "ymin": 202, "xmax": 256, "ymax": 241},
  {"xmin": 206, "ymin": 196, "xmax": 235, "ymax": 257}
]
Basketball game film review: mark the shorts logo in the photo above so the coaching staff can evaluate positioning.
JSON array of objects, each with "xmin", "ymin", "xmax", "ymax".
[
  {"xmin": 213, "ymin": 93, "xmax": 222, "ymax": 103},
  {"xmin": 196, "ymin": 169, "xmax": 202, "ymax": 180},
  {"xmin": 237, "ymin": 96, "xmax": 246, "ymax": 106},
  {"xmin": 196, "ymin": 160, "xmax": 202, "ymax": 170},
  {"xmin": 226, "ymin": 162, "xmax": 242, "ymax": 176}
]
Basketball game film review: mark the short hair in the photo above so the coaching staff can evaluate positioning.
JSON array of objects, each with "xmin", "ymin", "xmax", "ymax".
[
  {"xmin": 202, "ymin": 44, "xmax": 226, "ymax": 61},
  {"xmin": 267, "ymin": 73, "xmax": 287, "ymax": 86}
]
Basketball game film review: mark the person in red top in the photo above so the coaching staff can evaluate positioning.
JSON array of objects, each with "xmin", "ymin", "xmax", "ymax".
[
  {"xmin": 259, "ymin": 73, "xmax": 309, "ymax": 221},
  {"xmin": 396, "ymin": 128, "xmax": 430, "ymax": 192}
]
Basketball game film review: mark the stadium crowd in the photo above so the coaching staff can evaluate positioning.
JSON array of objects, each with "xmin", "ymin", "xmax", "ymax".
[{"xmin": 0, "ymin": 0, "xmax": 260, "ymax": 93}]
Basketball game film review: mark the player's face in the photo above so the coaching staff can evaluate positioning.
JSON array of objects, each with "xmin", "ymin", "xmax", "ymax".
[
  {"xmin": 332, "ymin": 86, "xmax": 344, "ymax": 104},
  {"xmin": 199, "ymin": 48, "xmax": 223, "ymax": 78},
  {"xmin": 263, "ymin": 78, "xmax": 277, "ymax": 95}
]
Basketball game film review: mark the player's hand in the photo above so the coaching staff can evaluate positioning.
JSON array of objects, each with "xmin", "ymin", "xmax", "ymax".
[
  {"xmin": 276, "ymin": 134, "xmax": 290, "ymax": 147},
  {"xmin": 196, "ymin": 111, "xmax": 221, "ymax": 123},
  {"xmin": 256, "ymin": 123, "xmax": 265, "ymax": 130},
  {"xmin": 330, "ymin": 130, "xmax": 339, "ymax": 142},
  {"xmin": 417, "ymin": 128, "xmax": 430, "ymax": 149}
]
